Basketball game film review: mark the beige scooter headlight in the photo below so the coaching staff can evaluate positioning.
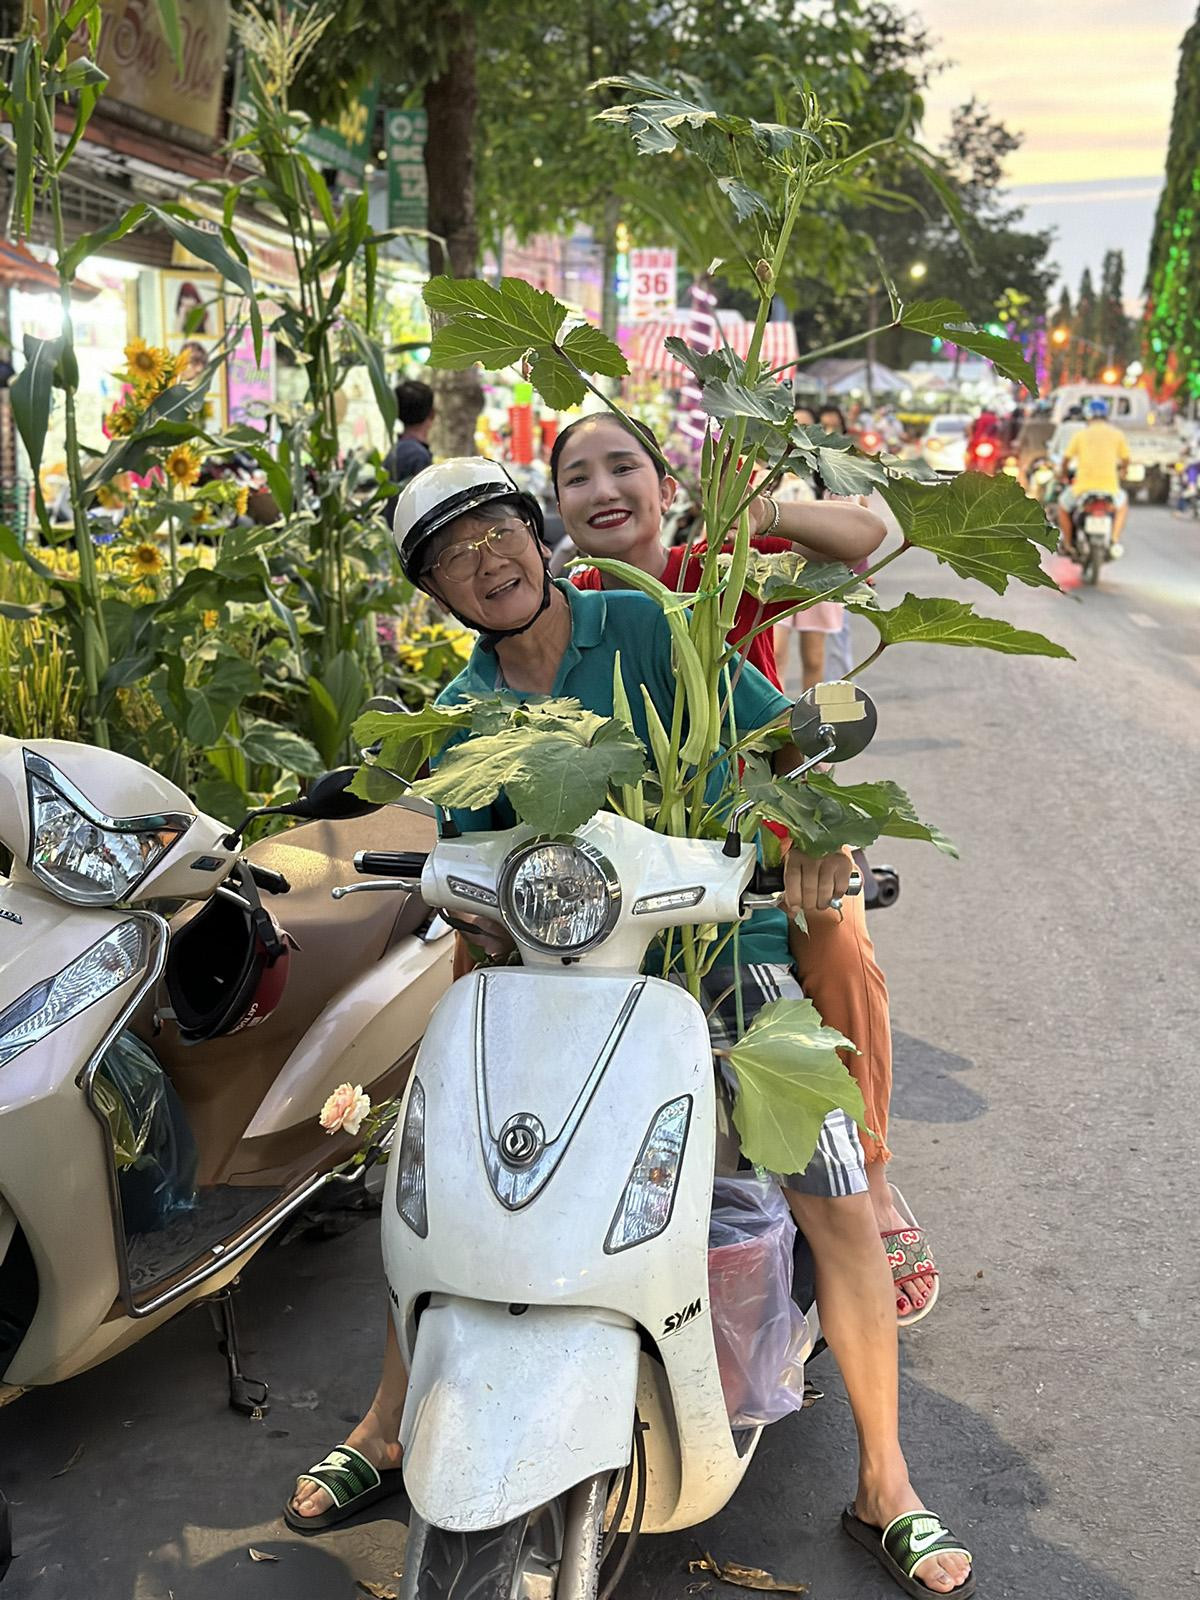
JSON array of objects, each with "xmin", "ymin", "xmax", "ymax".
[
  {"xmin": 0, "ymin": 921, "xmax": 149, "ymax": 1068},
  {"xmin": 25, "ymin": 752, "xmax": 189, "ymax": 906},
  {"xmin": 497, "ymin": 840, "xmax": 620, "ymax": 955}
]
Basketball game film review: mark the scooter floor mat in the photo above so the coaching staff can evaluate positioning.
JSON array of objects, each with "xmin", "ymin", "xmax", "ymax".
[{"xmin": 126, "ymin": 1183, "xmax": 283, "ymax": 1290}]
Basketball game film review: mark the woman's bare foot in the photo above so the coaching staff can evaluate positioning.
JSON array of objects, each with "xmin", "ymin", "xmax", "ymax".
[
  {"xmin": 290, "ymin": 1403, "xmax": 404, "ymax": 1520},
  {"xmin": 854, "ymin": 1473, "xmax": 972, "ymax": 1594},
  {"xmin": 866, "ymin": 1164, "xmax": 937, "ymax": 1319}
]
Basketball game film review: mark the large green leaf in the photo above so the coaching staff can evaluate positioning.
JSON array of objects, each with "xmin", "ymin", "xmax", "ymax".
[
  {"xmin": 882, "ymin": 474, "xmax": 1058, "ymax": 596},
  {"xmin": 742, "ymin": 762, "xmax": 885, "ymax": 855},
  {"xmin": 853, "ymin": 592, "xmax": 1072, "ymax": 658},
  {"xmin": 348, "ymin": 703, "xmax": 475, "ymax": 802},
  {"xmin": 306, "ymin": 650, "xmax": 368, "ymax": 766},
  {"xmin": 10, "ymin": 335, "xmax": 59, "ymax": 476},
  {"xmin": 726, "ymin": 997, "xmax": 869, "ymax": 1175},
  {"xmin": 592, "ymin": 72, "xmax": 802, "ymax": 165},
  {"xmin": 560, "ymin": 322, "xmax": 628, "ymax": 378},
  {"xmin": 425, "ymin": 275, "xmax": 569, "ymax": 367},
  {"xmin": 239, "ymin": 720, "xmax": 324, "ymax": 777},
  {"xmin": 343, "ymin": 321, "xmax": 397, "ymax": 436},
  {"xmin": 146, "ymin": 205, "xmax": 262, "ymax": 361},
  {"xmin": 60, "ymin": 203, "xmax": 148, "ymax": 281},
  {"xmin": 662, "ymin": 338, "xmax": 744, "ymax": 385},
  {"xmin": 413, "ymin": 719, "xmax": 647, "ymax": 834},
  {"xmin": 805, "ymin": 773, "xmax": 958, "ymax": 857},
  {"xmin": 900, "ymin": 299, "xmax": 1037, "ymax": 394},
  {"xmin": 184, "ymin": 656, "xmax": 259, "ymax": 747},
  {"xmin": 528, "ymin": 348, "xmax": 588, "ymax": 408},
  {"xmin": 737, "ymin": 550, "xmax": 869, "ymax": 607},
  {"xmin": 700, "ymin": 373, "xmax": 793, "ymax": 428}
]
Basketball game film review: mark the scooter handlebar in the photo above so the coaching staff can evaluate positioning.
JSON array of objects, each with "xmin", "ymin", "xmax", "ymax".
[{"xmin": 354, "ymin": 849, "xmax": 430, "ymax": 877}]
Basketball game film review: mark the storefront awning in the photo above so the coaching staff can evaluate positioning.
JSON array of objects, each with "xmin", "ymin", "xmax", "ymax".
[{"xmin": 631, "ymin": 317, "xmax": 798, "ymax": 382}]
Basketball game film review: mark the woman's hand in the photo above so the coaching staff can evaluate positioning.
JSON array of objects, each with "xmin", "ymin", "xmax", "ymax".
[{"xmin": 783, "ymin": 847, "xmax": 852, "ymax": 915}]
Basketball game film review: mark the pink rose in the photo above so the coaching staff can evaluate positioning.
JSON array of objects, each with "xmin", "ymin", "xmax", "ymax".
[{"xmin": 319, "ymin": 1082, "xmax": 370, "ymax": 1137}]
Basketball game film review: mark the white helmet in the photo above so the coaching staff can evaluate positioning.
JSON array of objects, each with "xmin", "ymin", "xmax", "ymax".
[{"xmin": 392, "ymin": 456, "xmax": 544, "ymax": 583}]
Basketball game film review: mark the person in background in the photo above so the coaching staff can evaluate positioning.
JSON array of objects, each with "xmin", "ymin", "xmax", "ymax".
[
  {"xmin": 382, "ymin": 380, "xmax": 435, "ymax": 525},
  {"xmin": 775, "ymin": 402, "xmax": 853, "ymax": 688},
  {"xmin": 1056, "ymin": 398, "xmax": 1131, "ymax": 557}
]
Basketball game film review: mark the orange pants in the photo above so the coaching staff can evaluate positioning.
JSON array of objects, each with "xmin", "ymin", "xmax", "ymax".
[{"xmin": 788, "ymin": 885, "xmax": 892, "ymax": 1163}]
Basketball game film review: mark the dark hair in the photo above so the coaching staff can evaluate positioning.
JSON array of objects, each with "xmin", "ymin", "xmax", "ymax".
[
  {"xmin": 549, "ymin": 412, "xmax": 667, "ymax": 495},
  {"xmin": 395, "ymin": 379, "xmax": 434, "ymax": 429},
  {"xmin": 818, "ymin": 403, "xmax": 848, "ymax": 433}
]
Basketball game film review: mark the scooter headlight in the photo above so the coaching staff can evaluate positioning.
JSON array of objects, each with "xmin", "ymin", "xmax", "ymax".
[
  {"xmin": 395, "ymin": 1076, "xmax": 428, "ymax": 1237},
  {"xmin": 25, "ymin": 752, "xmax": 188, "ymax": 906},
  {"xmin": 497, "ymin": 840, "xmax": 620, "ymax": 955},
  {"xmin": 0, "ymin": 921, "xmax": 149, "ymax": 1068},
  {"xmin": 605, "ymin": 1095, "xmax": 692, "ymax": 1253}
]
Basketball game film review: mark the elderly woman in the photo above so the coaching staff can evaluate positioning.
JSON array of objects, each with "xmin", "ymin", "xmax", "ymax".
[{"xmin": 285, "ymin": 458, "xmax": 974, "ymax": 1600}]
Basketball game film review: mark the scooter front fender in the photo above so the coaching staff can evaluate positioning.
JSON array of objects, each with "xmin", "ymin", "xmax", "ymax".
[{"xmin": 400, "ymin": 1295, "xmax": 638, "ymax": 1533}]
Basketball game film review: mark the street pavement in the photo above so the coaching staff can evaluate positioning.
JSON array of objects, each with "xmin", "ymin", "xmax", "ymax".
[{"xmin": 2, "ymin": 501, "xmax": 1198, "ymax": 1599}]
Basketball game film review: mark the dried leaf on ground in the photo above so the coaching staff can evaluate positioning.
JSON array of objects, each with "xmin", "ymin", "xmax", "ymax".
[
  {"xmin": 248, "ymin": 1548, "xmax": 279, "ymax": 1563},
  {"xmin": 51, "ymin": 1444, "xmax": 84, "ymax": 1478},
  {"xmin": 356, "ymin": 1583, "xmax": 399, "ymax": 1599},
  {"xmin": 688, "ymin": 1551, "xmax": 809, "ymax": 1593}
]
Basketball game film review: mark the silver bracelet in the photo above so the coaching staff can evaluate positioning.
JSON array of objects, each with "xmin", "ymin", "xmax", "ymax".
[{"xmin": 760, "ymin": 494, "xmax": 781, "ymax": 535}]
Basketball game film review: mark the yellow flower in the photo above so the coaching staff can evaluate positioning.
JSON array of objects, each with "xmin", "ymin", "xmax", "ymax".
[
  {"xmin": 234, "ymin": 486, "xmax": 249, "ymax": 517},
  {"xmin": 164, "ymin": 444, "xmax": 202, "ymax": 488},
  {"xmin": 124, "ymin": 338, "xmax": 168, "ymax": 389},
  {"xmin": 95, "ymin": 483, "xmax": 125, "ymax": 510},
  {"xmin": 201, "ymin": 610, "xmax": 219, "ymax": 630},
  {"xmin": 130, "ymin": 542, "xmax": 164, "ymax": 577},
  {"xmin": 106, "ymin": 402, "xmax": 137, "ymax": 438}
]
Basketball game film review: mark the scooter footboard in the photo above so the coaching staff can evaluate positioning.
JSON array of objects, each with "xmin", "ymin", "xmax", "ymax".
[{"xmin": 401, "ymin": 1296, "xmax": 638, "ymax": 1532}]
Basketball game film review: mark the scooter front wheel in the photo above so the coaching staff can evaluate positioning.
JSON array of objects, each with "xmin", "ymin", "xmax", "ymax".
[{"xmin": 402, "ymin": 1497, "xmax": 573, "ymax": 1600}]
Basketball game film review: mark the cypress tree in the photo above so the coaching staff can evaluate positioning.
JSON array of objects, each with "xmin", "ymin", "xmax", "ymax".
[{"xmin": 1145, "ymin": 5, "xmax": 1200, "ymax": 392}]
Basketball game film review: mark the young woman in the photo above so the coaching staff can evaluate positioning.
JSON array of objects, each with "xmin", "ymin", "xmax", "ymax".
[
  {"xmin": 550, "ymin": 410, "xmax": 937, "ymax": 1324},
  {"xmin": 285, "ymin": 456, "xmax": 973, "ymax": 1599}
]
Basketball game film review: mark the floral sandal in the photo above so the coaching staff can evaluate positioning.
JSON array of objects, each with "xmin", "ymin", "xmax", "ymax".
[
  {"xmin": 842, "ymin": 1505, "xmax": 975, "ymax": 1597},
  {"xmin": 882, "ymin": 1184, "xmax": 939, "ymax": 1328}
]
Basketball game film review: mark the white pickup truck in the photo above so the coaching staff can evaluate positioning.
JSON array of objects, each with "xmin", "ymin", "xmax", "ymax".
[{"xmin": 1048, "ymin": 384, "xmax": 1188, "ymax": 504}]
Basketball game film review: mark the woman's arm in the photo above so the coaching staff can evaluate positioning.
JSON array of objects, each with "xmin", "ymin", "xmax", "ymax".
[{"xmin": 751, "ymin": 494, "xmax": 886, "ymax": 564}]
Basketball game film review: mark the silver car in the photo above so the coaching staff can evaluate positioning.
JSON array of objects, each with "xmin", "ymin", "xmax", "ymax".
[{"xmin": 919, "ymin": 413, "xmax": 973, "ymax": 474}]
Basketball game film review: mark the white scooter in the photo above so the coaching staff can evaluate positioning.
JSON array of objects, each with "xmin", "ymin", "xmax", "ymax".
[{"xmin": 359, "ymin": 684, "xmax": 876, "ymax": 1599}]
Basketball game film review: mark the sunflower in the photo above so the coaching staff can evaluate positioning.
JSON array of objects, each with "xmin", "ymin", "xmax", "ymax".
[
  {"xmin": 94, "ymin": 483, "xmax": 125, "ymax": 510},
  {"xmin": 201, "ymin": 610, "xmax": 219, "ymax": 631},
  {"xmin": 164, "ymin": 444, "xmax": 202, "ymax": 488},
  {"xmin": 234, "ymin": 486, "xmax": 250, "ymax": 517},
  {"xmin": 105, "ymin": 401, "xmax": 137, "ymax": 439},
  {"xmin": 130, "ymin": 542, "xmax": 165, "ymax": 578},
  {"xmin": 124, "ymin": 338, "xmax": 168, "ymax": 389}
]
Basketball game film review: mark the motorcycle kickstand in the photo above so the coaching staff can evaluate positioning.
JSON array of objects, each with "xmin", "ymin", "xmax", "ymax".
[{"xmin": 203, "ymin": 1279, "xmax": 270, "ymax": 1418}]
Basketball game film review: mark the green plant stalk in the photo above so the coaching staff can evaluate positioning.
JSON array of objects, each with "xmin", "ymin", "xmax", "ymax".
[
  {"xmin": 48, "ymin": 138, "xmax": 110, "ymax": 746},
  {"xmin": 166, "ymin": 484, "xmax": 180, "ymax": 592}
]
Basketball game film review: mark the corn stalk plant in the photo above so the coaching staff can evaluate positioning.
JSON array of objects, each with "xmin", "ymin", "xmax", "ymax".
[{"xmin": 352, "ymin": 74, "xmax": 1072, "ymax": 1173}]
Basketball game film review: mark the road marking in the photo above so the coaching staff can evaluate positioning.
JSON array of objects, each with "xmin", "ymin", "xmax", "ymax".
[{"xmin": 1127, "ymin": 612, "xmax": 1161, "ymax": 629}]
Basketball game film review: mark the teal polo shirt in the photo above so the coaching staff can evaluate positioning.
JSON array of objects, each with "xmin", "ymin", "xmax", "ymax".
[{"xmin": 433, "ymin": 580, "xmax": 791, "ymax": 964}]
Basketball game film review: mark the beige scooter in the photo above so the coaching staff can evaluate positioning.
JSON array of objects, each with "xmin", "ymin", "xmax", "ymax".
[{"xmin": 0, "ymin": 735, "xmax": 452, "ymax": 1440}]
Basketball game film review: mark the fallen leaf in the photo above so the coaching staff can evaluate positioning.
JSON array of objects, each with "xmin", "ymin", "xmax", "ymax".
[
  {"xmin": 688, "ymin": 1552, "xmax": 808, "ymax": 1593},
  {"xmin": 975, "ymin": 1269, "xmax": 984, "ymax": 1279},
  {"xmin": 356, "ymin": 1584, "xmax": 399, "ymax": 1599},
  {"xmin": 52, "ymin": 1444, "xmax": 84, "ymax": 1478},
  {"xmin": 248, "ymin": 1548, "xmax": 279, "ymax": 1563}
]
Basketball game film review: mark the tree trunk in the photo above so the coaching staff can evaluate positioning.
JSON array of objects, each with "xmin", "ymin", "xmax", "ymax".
[{"xmin": 424, "ymin": 10, "xmax": 483, "ymax": 457}]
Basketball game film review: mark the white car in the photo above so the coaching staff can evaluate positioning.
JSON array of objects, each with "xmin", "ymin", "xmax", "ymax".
[{"xmin": 920, "ymin": 414, "xmax": 973, "ymax": 474}]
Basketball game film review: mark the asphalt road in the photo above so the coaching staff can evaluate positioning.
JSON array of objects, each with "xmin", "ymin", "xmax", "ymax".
[{"xmin": 3, "ymin": 501, "xmax": 1198, "ymax": 1599}]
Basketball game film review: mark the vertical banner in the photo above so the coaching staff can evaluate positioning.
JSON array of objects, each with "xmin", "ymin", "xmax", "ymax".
[
  {"xmin": 387, "ymin": 109, "xmax": 429, "ymax": 232},
  {"xmin": 628, "ymin": 247, "xmax": 677, "ymax": 320}
]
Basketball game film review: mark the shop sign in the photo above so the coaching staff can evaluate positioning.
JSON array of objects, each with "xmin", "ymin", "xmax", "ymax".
[
  {"xmin": 628, "ymin": 247, "xmax": 677, "ymax": 320},
  {"xmin": 34, "ymin": 0, "xmax": 230, "ymax": 144},
  {"xmin": 227, "ymin": 324, "xmax": 275, "ymax": 432},
  {"xmin": 386, "ymin": 110, "xmax": 429, "ymax": 231},
  {"xmin": 300, "ymin": 84, "xmax": 379, "ymax": 183}
]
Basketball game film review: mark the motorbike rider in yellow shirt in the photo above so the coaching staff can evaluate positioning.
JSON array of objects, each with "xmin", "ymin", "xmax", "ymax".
[{"xmin": 1056, "ymin": 398, "xmax": 1131, "ymax": 557}]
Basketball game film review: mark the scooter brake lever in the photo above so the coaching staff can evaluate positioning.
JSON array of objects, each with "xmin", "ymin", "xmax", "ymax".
[{"xmin": 331, "ymin": 878, "xmax": 420, "ymax": 900}]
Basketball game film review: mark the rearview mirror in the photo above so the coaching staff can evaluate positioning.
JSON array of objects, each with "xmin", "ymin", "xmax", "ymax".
[
  {"xmin": 788, "ymin": 681, "xmax": 877, "ymax": 764},
  {"xmin": 294, "ymin": 767, "xmax": 380, "ymax": 821}
]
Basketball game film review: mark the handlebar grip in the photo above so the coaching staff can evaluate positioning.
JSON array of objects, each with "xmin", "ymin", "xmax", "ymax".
[
  {"xmin": 354, "ymin": 849, "xmax": 429, "ymax": 877},
  {"xmin": 248, "ymin": 863, "xmax": 291, "ymax": 895},
  {"xmin": 748, "ymin": 864, "xmax": 864, "ymax": 898}
]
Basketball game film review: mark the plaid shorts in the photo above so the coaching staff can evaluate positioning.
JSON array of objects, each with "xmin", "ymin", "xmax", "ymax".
[{"xmin": 700, "ymin": 962, "xmax": 867, "ymax": 1200}]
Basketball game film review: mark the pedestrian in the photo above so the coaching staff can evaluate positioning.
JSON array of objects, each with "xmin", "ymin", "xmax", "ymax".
[{"xmin": 775, "ymin": 402, "xmax": 852, "ymax": 688}]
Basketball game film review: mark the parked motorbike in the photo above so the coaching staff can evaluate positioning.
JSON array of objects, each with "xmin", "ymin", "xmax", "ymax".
[
  {"xmin": 359, "ymin": 682, "xmax": 878, "ymax": 1600},
  {"xmin": 0, "ymin": 738, "xmax": 454, "ymax": 1430},
  {"xmin": 1065, "ymin": 491, "xmax": 1118, "ymax": 585}
]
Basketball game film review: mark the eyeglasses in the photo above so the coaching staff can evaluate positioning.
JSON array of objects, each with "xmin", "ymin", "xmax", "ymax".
[{"xmin": 427, "ymin": 520, "xmax": 532, "ymax": 584}]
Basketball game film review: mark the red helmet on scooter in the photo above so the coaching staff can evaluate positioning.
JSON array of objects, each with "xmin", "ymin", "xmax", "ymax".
[{"xmin": 164, "ymin": 864, "xmax": 294, "ymax": 1043}]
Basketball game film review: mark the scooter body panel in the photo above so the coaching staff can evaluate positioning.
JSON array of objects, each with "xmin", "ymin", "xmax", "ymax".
[
  {"xmin": 401, "ymin": 1297, "xmax": 640, "ymax": 1532},
  {"xmin": 383, "ymin": 965, "xmax": 757, "ymax": 1534}
]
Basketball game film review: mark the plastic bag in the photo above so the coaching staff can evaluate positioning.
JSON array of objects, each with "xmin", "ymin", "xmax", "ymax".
[
  {"xmin": 708, "ymin": 1175, "xmax": 810, "ymax": 1428},
  {"xmin": 94, "ymin": 1031, "xmax": 198, "ymax": 1235}
]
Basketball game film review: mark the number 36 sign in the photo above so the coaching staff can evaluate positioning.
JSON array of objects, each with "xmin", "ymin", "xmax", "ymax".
[{"xmin": 628, "ymin": 247, "xmax": 677, "ymax": 320}]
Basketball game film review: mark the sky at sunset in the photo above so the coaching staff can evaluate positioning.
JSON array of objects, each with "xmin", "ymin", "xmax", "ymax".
[{"xmin": 914, "ymin": 0, "xmax": 1195, "ymax": 299}]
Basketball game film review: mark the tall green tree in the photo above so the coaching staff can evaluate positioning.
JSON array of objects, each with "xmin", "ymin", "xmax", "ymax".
[
  {"xmin": 1144, "ymin": 3, "xmax": 1200, "ymax": 393},
  {"xmin": 1096, "ymin": 249, "xmax": 1133, "ymax": 370}
]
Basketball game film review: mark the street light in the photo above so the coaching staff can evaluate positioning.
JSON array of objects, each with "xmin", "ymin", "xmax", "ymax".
[
  {"xmin": 1051, "ymin": 326, "xmax": 1070, "ymax": 346},
  {"xmin": 908, "ymin": 261, "xmax": 928, "ymax": 282}
]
